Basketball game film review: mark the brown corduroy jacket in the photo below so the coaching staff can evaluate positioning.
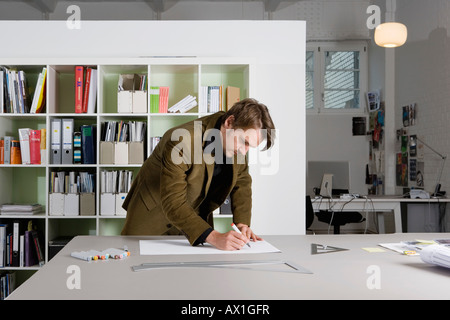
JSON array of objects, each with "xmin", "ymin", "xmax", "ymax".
[{"xmin": 121, "ymin": 112, "xmax": 252, "ymax": 245}]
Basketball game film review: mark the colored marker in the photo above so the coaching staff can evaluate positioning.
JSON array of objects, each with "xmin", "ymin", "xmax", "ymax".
[
  {"xmin": 70, "ymin": 252, "xmax": 92, "ymax": 261},
  {"xmin": 231, "ymin": 223, "xmax": 251, "ymax": 248}
]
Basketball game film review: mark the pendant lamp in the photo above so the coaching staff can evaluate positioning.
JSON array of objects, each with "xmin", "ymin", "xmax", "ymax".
[{"xmin": 374, "ymin": 22, "xmax": 407, "ymax": 48}]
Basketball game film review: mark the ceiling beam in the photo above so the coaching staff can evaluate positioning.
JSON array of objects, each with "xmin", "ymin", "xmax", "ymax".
[
  {"xmin": 26, "ymin": 0, "xmax": 58, "ymax": 13},
  {"xmin": 142, "ymin": 0, "xmax": 179, "ymax": 13},
  {"xmin": 263, "ymin": 0, "xmax": 283, "ymax": 13}
]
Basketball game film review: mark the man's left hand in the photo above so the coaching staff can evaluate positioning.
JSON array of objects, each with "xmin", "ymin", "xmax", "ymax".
[{"xmin": 235, "ymin": 223, "xmax": 263, "ymax": 242}]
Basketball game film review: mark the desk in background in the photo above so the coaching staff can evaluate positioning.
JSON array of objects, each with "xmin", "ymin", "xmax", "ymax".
[
  {"xmin": 311, "ymin": 196, "xmax": 450, "ymax": 233},
  {"xmin": 7, "ymin": 233, "xmax": 450, "ymax": 300}
]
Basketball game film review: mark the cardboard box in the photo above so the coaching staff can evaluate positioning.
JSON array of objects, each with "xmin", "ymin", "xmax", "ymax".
[
  {"xmin": 128, "ymin": 141, "xmax": 144, "ymax": 164},
  {"xmin": 114, "ymin": 142, "xmax": 128, "ymax": 165},
  {"xmin": 115, "ymin": 193, "xmax": 127, "ymax": 216},
  {"xmin": 80, "ymin": 193, "xmax": 95, "ymax": 216},
  {"xmin": 132, "ymin": 91, "xmax": 147, "ymax": 113},
  {"xmin": 64, "ymin": 193, "xmax": 79, "ymax": 216},
  {"xmin": 118, "ymin": 90, "xmax": 133, "ymax": 113},
  {"xmin": 49, "ymin": 193, "xmax": 64, "ymax": 216},
  {"xmin": 117, "ymin": 74, "xmax": 147, "ymax": 113},
  {"xmin": 100, "ymin": 141, "xmax": 114, "ymax": 164},
  {"xmin": 100, "ymin": 193, "xmax": 115, "ymax": 216}
]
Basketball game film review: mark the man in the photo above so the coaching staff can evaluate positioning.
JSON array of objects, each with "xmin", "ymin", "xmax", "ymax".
[{"xmin": 121, "ymin": 98, "xmax": 276, "ymax": 250}]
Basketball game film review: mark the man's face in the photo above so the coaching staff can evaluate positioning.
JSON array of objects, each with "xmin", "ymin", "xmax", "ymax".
[{"xmin": 221, "ymin": 116, "xmax": 263, "ymax": 158}]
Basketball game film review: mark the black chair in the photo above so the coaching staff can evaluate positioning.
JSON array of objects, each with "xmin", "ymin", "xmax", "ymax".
[
  {"xmin": 306, "ymin": 195, "xmax": 366, "ymax": 234},
  {"xmin": 305, "ymin": 195, "xmax": 315, "ymax": 231},
  {"xmin": 315, "ymin": 209, "xmax": 365, "ymax": 234}
]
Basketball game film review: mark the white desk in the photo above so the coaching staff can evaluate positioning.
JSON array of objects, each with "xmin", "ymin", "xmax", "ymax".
[
  {"xmin": 7, "ymin": 233, "xmax": 450, "ymax": 301},
  {"xmin": 312, "ymin": 196, "xmax": 450, "ymax": 233}
]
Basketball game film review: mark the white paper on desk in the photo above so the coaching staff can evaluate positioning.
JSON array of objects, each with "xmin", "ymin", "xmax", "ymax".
[
  {"xmin": 139, "ymin": 239, "xmax": 281, "ymax": 255},
  {"xmin": 420, "ymin": 244, "xmax": 450, "ymax": 268}
]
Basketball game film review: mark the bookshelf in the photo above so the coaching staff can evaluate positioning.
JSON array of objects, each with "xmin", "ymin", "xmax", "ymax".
[{"xmin": 0, "ymin": 59, "xmax": 250, "ymax": 293}]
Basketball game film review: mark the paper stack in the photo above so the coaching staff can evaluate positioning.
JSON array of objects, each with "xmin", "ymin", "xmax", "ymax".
[
  {"xmin": 0, "ymin": 203, "xmax": 43, "ymax": 215},
  {"xmin": 420, "ymin": 244, "xmax": 450, "ymax": 269}
]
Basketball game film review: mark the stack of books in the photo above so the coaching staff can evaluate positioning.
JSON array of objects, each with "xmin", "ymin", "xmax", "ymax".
[
  {"xmin": 74, "ymin": 66, "xmax": 97, "ymax": 114},
  {"xmin": 49, "ymin": 171, "xmax": 95, "ymax": 194},
  {"xmin": 0, "ymin": 66, "xmax": 46, "ymax": 114},
  {"xmin": 168, "ymin": 95, "xmax": 198, "ymax": 113},
  {"xmin": 30, "ymin": 68, "xmax": 47, "ymax": 114},
  {"xmin": 0, "ymin": 128, "xmax": 46, "ymax": 165},
  {"xmin": 0, "ymin": 204, "xmax": 43, "ymax": 215},
  {"xmin": 200, "ymin": 85, "xmax": 222, "ymax": 113},
  {"xmin": 0, "ymin": 220, "xmax": 44, "ymax": 268},
  {"xmin": 100, "ymin": 170, "xmax": 133, "ymax": 194},
  {"xmin": 0, "ymin": 271, "xmax": 16, "ymax": 300},
  {"xmin": 150, "ymin": 86, "xmax": 169, "ymax": 113},
  {"xmin": 199, "ymin": 85, "xmax": 240, "ymax": 113},
  {"xmin": 101, "ymin": 120, "xmax": 146, "ymax": 143}
]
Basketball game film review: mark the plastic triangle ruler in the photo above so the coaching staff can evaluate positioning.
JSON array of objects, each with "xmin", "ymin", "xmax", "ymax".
[
  {"xmin": 311, "ymin": 243, "xmax": 348, "ymax": 255},
  {"xmin": 132, "ymin": 259, "xmax": 312, "ymax": 274}
]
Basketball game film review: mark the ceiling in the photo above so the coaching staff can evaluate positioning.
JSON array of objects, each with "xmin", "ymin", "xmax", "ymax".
[{"xmin": 0, "ymin": 0, "xmax": 301, "ymax": 16}]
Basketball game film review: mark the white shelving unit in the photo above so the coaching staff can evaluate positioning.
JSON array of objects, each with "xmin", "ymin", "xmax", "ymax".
[
  {"xmin": 0, "ymin": 21, "xmax": 307, "ymax": 299},
  {"xmin": 0, "ymin": 58, "xmax": 250, "ymax": 276}
]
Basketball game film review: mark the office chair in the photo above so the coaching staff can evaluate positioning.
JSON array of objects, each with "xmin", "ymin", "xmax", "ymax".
[
  {"xmin": 305, "ymin": 195, "xmax": 315, "ymax": 231},
  {"xmin": 315, "ymin": 209, "xmax": 365, "ymax": 234}
]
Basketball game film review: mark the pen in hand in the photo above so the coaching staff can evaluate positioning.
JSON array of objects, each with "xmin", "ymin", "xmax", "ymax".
[{"xmin": 231, "ymin": 223, "xmax": 251, "ymax": 248}]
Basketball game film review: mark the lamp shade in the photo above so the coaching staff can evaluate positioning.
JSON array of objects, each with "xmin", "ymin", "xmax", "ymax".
[{"xmin": 374, "ymin": 22, "xmax": 408, "ymax": 48}]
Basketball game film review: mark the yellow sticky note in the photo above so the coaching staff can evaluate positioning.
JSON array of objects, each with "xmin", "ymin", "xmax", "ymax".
[
  {"xmin": 415, "ymin": 239, "xmax": 436, "ymax": 245},
  {"xmin": 362, "ymin": 247, "xmax": 386, "ymax": 253}
]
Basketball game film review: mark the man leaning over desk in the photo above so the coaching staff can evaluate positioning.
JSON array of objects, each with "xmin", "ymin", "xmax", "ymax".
[{"xmin": 121, "ymin": 98, "xmax": 276, "ymax": 251}]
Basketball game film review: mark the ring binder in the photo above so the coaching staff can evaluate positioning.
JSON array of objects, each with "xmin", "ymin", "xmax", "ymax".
[
  {"xmin": 51, "ymin": 118, "xmax": 62, "ymax": 164},
  {"xmin": 62, "ymin": 118, "xmax": 74, "ymax": 164}
]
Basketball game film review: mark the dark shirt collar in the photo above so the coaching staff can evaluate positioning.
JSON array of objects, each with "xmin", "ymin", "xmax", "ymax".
[{"xmin": 203, "ymin": 115, "xmax": 233, "ymax": 166}]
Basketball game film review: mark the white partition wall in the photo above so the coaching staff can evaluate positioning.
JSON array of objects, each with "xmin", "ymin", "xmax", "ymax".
[{"xmin": 0, "ymin": 20, "xmax": 306, "ymax": 236}]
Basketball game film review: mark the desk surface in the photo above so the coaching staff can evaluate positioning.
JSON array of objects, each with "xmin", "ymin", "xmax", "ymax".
[
  {"xmin": 312, "ymin": 195, "xmax": 450, "ymax": 202},
  {"xmin": 8, "ymin": 233, "xmax": 450, "ymax": 300}
]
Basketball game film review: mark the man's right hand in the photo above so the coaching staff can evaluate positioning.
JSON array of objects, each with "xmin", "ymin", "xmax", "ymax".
[{"xmin": 205, "ymin": 229, "xmax": 249, "ymax": 251}]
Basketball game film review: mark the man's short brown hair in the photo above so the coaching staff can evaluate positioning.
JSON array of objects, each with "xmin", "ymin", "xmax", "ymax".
[{"xmin": 222, "ymin": 98, "xmax": 276, "ymax": 150}]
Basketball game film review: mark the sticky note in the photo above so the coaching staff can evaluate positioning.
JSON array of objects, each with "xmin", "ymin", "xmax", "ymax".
[
  {"xmin": 415, "ymin": 239, "xmax": 436, "ymax": 245},
  {"xmin": 362, "ymin": 247, "xmax": 386, "ymax": 253}
]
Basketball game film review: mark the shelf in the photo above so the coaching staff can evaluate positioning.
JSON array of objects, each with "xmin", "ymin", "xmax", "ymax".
[
  {"xmin": 48, "ymin": 164, "xmax": 97, "ymax": 168},
  {"xmin": 150, "ymin": 112, "xmax": 205, "ymax": 117},
  {"xmin": 0, "ymin": 59, "xmax": 250, "ymax": 282},
  {"xmin": 47, "ymin": 215, "xmax": 97, "ymax": 219},
  {"xmin": 98, "ymin": 164, "xmax": 142, "ymax": 168},
  {"xmin": 0, "ymin": 114, "xmax": 46, "ymax": 119},
  {"xmin": 0, "ymin": 166, "xmax": 46, "ymax": 207},
  {"xmin": 1, "ymin": 266, "xmax": 41, "ymax": 271},
  {"xmin": 48, "ymin": 113, "xmax": 97, "ymax": 118},
  {"xmin": 0, "ymin": 213, "xmax": 46, "ymax": 219},
  {"xmin": 201, "ymin": 64, "xmax": 249, "ymax": 101},
  {"xmin": 150, "ymin": 64, "xmax": 199, "ymax": 109},
  {"xmin": 0, "ymin": 164, "xmax": 46, "ymax": 168},
  {"xmin": 150, "ymin": 114, "xmax": 199, "ymax": 137},
  {"xmin": 99, "ymin": 113, "xmax": 148, "ymax": 117},
  {"xmin": 99, "ymin": 64, "xmax": 148, "ymax": 114},
  {"xmin": 98, "ymin": 215, "xmax": 126, "ymax": 219}
]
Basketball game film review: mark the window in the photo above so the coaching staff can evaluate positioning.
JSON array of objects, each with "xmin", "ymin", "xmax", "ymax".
[
  {"xmin": 306, "ymin": 42, "xmax": 368, "ymax": 113},
  {"xmin": 306, "ymin": 51, "xmax": 314, "ymax": 109}
]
